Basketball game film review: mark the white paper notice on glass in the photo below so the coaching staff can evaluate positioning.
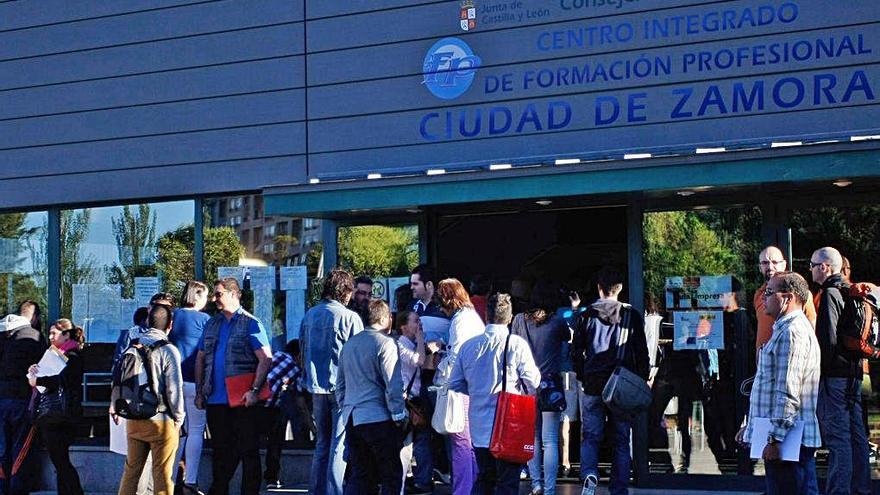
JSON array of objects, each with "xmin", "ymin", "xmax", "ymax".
[
  {"xmin": 748, "ymin": 418, "xmax": 804, "ymax": 462},
  {"xmin": 134, "ymin": 277, "xmax": 160, "ymax": 308},
  {"xmin": 217, "ymin": 266, "xmax": 244, "ymax": 285},
  {"xmin": 32, "ymin": 347, "xmax": 68, "ymax": 393},
  {"xmin": 248, "ymin": 266, "xmax": 277, "ymax": 291},
  {"xmin": 280, "ymin": 266, "xmax": 308, "ymax": 291},
  {"xmin": 109, "ymin": 417, "xmax": 128, "ymax": 455}
]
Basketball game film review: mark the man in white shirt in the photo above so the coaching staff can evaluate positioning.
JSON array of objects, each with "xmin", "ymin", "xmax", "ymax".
[{"xmin": 448, "ymin": 293, "xmax": 540, "ymax": 495}]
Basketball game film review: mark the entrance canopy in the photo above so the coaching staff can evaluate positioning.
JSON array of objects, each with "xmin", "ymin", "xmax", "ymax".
[{"xmin": 264, "ymin": 142, "xmax": 880, "ymax": 218}]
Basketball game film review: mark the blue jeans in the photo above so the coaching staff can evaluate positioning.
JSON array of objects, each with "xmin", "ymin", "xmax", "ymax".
[
  {"xmin": 0, "ymin": 399, "xmax": 34, "ymax": 495},
  {"xmin": 310, "ymin": 393, "xmax": 347, "ymax": 495},
  {"xmin": 817, "ymin": 377, "xmax": 871, "ymax": 495},
  {"xmin": 581, "ymin": 394, "xmax": 631, "ymax": 495},
  {"xmin": 527, "ymin": 411, "xmax": 560, "ymax": 495},
  {"xmin": 764, "ymin": 446, "xmax": 818, "ymax": 495},
  {"xmin": 411, "ymin": 427, "xmax": 433, "ymax": 486}
]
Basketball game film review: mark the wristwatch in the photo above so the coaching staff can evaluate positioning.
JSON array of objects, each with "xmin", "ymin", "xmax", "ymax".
[
  {"xmin": 250, "ymin": 386, "xmax": 260, "ymax": 393},
  {"xmin": 767, "ymin": 436, "xmax": 780, "ymax": 445}
]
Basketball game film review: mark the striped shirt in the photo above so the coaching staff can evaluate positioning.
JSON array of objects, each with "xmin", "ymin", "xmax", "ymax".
[{"xmin": 745, "ymin": 309, "xmax": 822, "ymax": 447}]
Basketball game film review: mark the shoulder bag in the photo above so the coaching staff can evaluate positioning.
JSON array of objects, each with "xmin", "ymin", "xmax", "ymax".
[
  {"xmin": 602, "ymin": 307, "xmax": 651, "ymax": 418},
  {"xmin": 520, "ymin": 317, "xmax": 567, "ymax": 412},
  {"xmin": 489, "ymin": 334, "xmax": 537, "ymax": 464},
  {"xmin": 405, "ymin": 370, "xmax": 429, "ymax": 430}
]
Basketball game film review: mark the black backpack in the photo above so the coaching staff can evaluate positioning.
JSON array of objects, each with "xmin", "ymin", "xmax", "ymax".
[
  {"xmin": 839, "ymin": 283, "xmax": 880, "ymax": 359},
  {"xmin": 111, "ymin": 340, "xmax": 169, "ymax": 419}
]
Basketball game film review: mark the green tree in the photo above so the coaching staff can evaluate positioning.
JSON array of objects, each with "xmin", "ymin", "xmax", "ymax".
[
  {"xmin": 643, "ymin": 211, "xmax": 740, "ymax": 304},
  {"xmin": 0, "ymin": 213, "xmax": 45, "ymax": 314},
  {"xmin": 156, "ymin": 225, "xmax": 243, "ymax": 298},
  {"xmin": 107, "ymin": 205, "xmax": 158, "ymax": 297},
  {"xmin": 338, "ymin": 225, "xmax": 418, "ymax": 278},
  {"xmin": 60, "ymin": 210, "xmax": 99, "ymax": 318}
]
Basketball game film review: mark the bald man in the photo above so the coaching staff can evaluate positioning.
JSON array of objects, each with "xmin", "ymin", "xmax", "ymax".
[{"xmin": 754, "ymin": 246, "xmax": 816, "ymax": 350}]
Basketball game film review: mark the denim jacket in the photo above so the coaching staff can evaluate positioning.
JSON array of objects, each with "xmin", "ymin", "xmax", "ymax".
[{"xmin": 301, "ymin": 299, "xmax": 364, "ymax": 394}]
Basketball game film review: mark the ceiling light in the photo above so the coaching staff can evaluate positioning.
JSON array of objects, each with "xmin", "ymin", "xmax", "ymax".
[
  {"xmin": 676, "ymin": 190, "xmax": 695, "ymax": 197},
  {"xmin": 489, "ymin": 163, "xmax": 512, "ymax": 171},
  {"xmin": 405, "ymin": 208, "xmax": 422, "ymax": 214},
  {"xmin": 555, "ymin": 158, "xmax": 581, "ymax": 165},
  {"xmin": 851, "ymin": 135, "xmax": 880, "ymax": 141},
  {"xmin": 833, "ymin": 179, "xmax": 853, "ymax": 188},
  {"xmin": 771, "ymin": 141, "xmax": 803, "ymax": 148},
  {"xmin": 696, "ymin": 147, "xmax": 726, "ymax": 154},
  {"xmin": 308, "ymin": 178, "xmax": 320, "ymax": 184},
  {"xmin": 535, "ymin": 200, "xmax": 553, "ymax": 206},
  {"xmin": 624, "ymin": 153, "xmax": 652, "ymax": 160},
  {"xmin": 367, "ymin": 173, "xmax": 382, "ymax": 180},
  {"xmin": 426, "ymin": 168, "xmax": 446, "ymax": 176}
]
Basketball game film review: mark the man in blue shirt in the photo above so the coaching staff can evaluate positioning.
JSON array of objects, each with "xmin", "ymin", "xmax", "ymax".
[
  {"xmin": 194, "ymin": 278, "xmax": 272, "ymax": 495},
  {"xmin": 301, "ymin": 269, "xmax": 363, "ymax": 495}
]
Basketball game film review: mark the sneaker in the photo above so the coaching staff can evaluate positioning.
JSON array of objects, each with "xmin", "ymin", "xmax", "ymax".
[
  {"xmin": 181, "ymin": 484, "xmax": 205, "ymax": 495},
  {"xmin": 266, "ymin": 480, "xmax": 283, "ymax": 490},
  {"xmin": 405, "ymin": 481, "xmax": 434, "ymax": 494},
  {"xmin": 432, "ymin": 469, "xmax": 451, "ymax": 485},
  {"xmin": 529, "ymin": 488, "xmax": 544, "ymax": 495},
  {"xmin": 581, "ymin": 474, "xmax": 598, "ymax": 495}
]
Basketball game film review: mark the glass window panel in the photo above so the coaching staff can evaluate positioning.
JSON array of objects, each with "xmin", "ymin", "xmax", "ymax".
[{"xmin": 0, "ymin": 211, "xmax": 48, "ymax": 333}]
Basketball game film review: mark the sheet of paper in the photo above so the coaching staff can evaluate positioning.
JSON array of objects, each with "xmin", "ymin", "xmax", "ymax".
[
  {"xmin": 72, "ymin": 284, "xmax": 123, "ymax": 343},
  {"xmin": 109, "ymin": 417, "xmax": 128, "ymax": 455},
  {"xmin": 749, "ymin": 418, "xmax": 804, "ymax": 462},
  {"xmin": 285, "ymin": 290, "xmax": 305, "ymax": 340},
  {"xmin": 254, "ymin": 288, "xmax": 275, "ymax": 339},
  {"xmin": 280, "ymin": 266, "xmax": 308, "ymax": 291},
  {"xmin": 33, "ymin": 347, "xmax": 68, "ymax": 393},
  {"xmin": 217, "ymin": 266, "xmax": 244, "ymax": 285},
  {"xmin": 248, "ymin": 266, "xmax": 277, "ymax": 291},
  {"xmin": 134, "ymin": 277, "xmax": 160, "ymax": 308},
  {"xmin": 673, "ymin": 310, "xmax": 724, "ymax": 350}
]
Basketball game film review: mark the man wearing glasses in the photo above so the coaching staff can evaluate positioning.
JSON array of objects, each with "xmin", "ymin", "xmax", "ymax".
[
  {"xmin": 811, "ymin": 246, "xmax": 871, "ymax": 495},
  {"xmin": 753, "ymin": 246, "xmax": 816, "ymax": 350},
  {"xmin": 738, "ymin": 272, "xmax": 821, "ymax": 494}
]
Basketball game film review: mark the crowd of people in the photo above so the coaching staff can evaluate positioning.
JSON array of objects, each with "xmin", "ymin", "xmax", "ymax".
[{"xmin": 0, "ymin": 243, "xmax": 876, "ymax": 495}]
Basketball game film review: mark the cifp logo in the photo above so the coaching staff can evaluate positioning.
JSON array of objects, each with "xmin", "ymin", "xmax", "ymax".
[{"xmin": 422, "ymin": 37, "xmax": 481, "ymax": 100}]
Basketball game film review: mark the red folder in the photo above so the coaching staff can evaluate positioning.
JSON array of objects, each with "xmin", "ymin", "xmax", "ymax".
[{"xmin": 225, "ymin": 373, "xmax": 272, "ymax": 407}]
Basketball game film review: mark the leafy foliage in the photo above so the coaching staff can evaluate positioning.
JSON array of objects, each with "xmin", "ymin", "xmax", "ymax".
[
  {"xmin": 156, "ymin": 225, "xmax": 243, "ymax": 298},
  {"xmin": 107, "ymin": 205, "xmax": 158, "ymax": 298},
  {"xmin": 338, "ymin": 225, "xmax": 418, "ymax": 278},
  {"xmin": 791, "ymin": 206, "xmax": 880, "ymax": 282},
  {"xmin": 60, "ymin": 210, "xmax": 99, "ymax": 318},
  {"xmin": 0, "ymin": 213, "xmax": 46, "ymax": 315}
]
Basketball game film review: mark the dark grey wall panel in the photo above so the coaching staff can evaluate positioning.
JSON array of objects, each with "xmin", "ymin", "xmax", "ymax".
[
  {"xmin": 1, "ymin": 23, "xmax": 304, "ymax": 90},
  {"xmin": 0, "ymin": 0, "xmax": 303, "ymax": 60},
  {"xmin": 0, "ymin": 0, "xmax": 209, "ymax": 31},
  {"xmin": 308, "ymin": 25, "xmax": 877, "ymax": 119},
  {"xmin": 0, "ymin": 57, "xmax": 304, "ymax": 120},
  {"xmin": 0, "ymin": 155, "xmax": 307, "ymax": 209},
  {"xmin": 306, "ymin": 0, "xmax": 440, "ymax": 20},
  {"xmin": 0, "ymin": 122, "xmax": 306, "ymax": 179},
  {"xmin": 308, "ymin": 2, "xmax": 876, "ymax": 85},
  {"xmin": 0, "ymin": 90, "xmax": 305, "ymax": 149},
  {"xmin": 307, "ymin": 0, "xmax": 722, "ymax": 52}
]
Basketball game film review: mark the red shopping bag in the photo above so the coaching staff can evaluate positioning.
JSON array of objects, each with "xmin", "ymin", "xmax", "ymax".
[{"xmin": 489, "ymin": 334, "xmax": 537, "ymax": 464}]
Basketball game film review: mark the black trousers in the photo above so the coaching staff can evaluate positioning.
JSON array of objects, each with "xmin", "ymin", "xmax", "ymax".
[
  {"xmin": 649, "ymin": 378, "xmax": 698, "ymax": 463},
  {"xmin": 206, "ymin": 405, "xmax": 263, "ymax": 495},
  {"xmin": 39, "ymin": 423, "xmax": 83, "ymax": 495},
  {"xmin": 344, "ymin": 419, "xmax": 403, "ymax": 495},
  {"xmin": 473, "ymin": 447, "xmax": 520, "ymax": 495}
]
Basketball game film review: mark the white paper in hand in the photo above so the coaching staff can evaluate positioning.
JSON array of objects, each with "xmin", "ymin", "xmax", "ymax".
[
  {"xmin": 33, "ymin": 347, "xmax": 68, "ymax": 393},
  {"xmin": 109, "ymin": 417, "xmax": 128, "ymax": 455},
  {"xmin": 748, "ymin": 418, "xmax": 804, "ymax": 462}
]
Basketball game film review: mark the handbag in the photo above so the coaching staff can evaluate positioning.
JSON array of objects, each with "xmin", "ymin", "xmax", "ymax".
[
  {"xmin": 602, "ymin": 307, "xmax": 651, "ymax": 418},
  {"xmin": 489, "ymin": 334, "xmax": 537, "ymax": 464},
  {"xmin": 33, "ymin": 384, "xmax": 69, "ymax": 426},
  {"xmin": 404, "ymin": 370, "xmax": 429, "ymax": 430},
  {"xmin": 431, "ymin": 384, "xmax": 466, "ymax": 435}
]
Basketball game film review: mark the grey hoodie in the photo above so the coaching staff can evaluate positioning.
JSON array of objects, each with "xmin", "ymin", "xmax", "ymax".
[{"xmin": 112, "ymin": 328, "xmax": 186, "ymax": 426}]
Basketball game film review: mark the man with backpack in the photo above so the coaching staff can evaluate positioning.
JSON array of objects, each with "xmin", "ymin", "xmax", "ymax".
[
  {"xmin": 811, "ymin": 246, "xmax": 872, "ymax": 495},
  {"xmin": 113, "ymin": 304, "xmax": 185, "ymax": 495}
]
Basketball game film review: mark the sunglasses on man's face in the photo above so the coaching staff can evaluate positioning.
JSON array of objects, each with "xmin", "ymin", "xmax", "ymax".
[{"xmin": 809, "ymin": 261, "xmax": 825, "ymax": 269}]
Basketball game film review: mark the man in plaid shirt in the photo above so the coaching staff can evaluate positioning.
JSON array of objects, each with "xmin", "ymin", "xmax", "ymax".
[{"xmin": 739, "ymin": 272, "xmax": 821, "ymax": 494}]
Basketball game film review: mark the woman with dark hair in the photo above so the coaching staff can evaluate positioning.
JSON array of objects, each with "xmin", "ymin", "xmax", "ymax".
[
  {"xmin": 512, "ymin": 282, "xmax": 570, "ymax": 495},
  {"xmin": 18, "ymin": 299, "xmax": 43, "ymax": 333},
  {"xmin": 434, "ymin": 278, "xmax": 483, "ymax": 495},
  {"xmin": 27, "ymin": 319, "xmax": 85, "ymax": 495},
  {"xmin": 169, "ymin": 280, "xmax": 210, "ymax": 494}
]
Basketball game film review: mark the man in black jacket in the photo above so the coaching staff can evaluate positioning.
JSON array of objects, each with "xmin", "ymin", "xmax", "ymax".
[
  {"xmin": 571, "ymin": 267, "xmax": 649, "ymax": 495},
  {"xmin": 0, "ymin": 314, "xmax": 46, "ymax": 494},
  {"xmin": 811, "ymin": 246, "xmax": 871, "ymax": 495}
]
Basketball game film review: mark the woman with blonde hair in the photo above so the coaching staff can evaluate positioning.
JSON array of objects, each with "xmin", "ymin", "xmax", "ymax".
[
  {"xmin": 28, "ymin": 319, "xmax": 85, "ymax": 495},
  {"xmin": 434, "ymin": 278, "xmax": 484, "ymax": 495}
]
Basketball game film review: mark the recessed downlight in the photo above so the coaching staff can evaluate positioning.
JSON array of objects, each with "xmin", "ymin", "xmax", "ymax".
[
  {"xmin": 833, "ymin": 179, "xmax": 853, "ymax": 188},
  {"xmin": 535, "ymin": 200, "xmax": 553, "ymax": 206},
  {"xmin": 676, "ymin": 190, "xmax": 695, "ymax": 197}
]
